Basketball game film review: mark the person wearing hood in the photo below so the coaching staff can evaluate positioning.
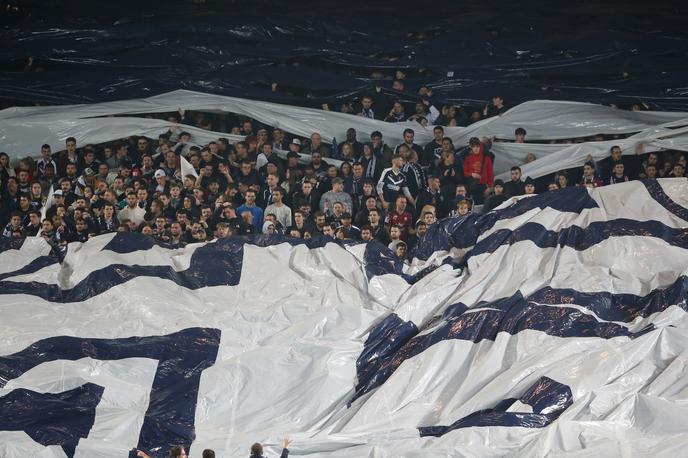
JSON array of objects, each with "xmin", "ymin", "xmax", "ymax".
[
  {"xmin": 250, "ymin": 437, "xmax": 291, "ymax": 458},
  {"xmin": 462, "ymin": 137, "xmax": 494, "ymax": 204},
  {"xmin": 262, "ymin": 220, "xmax": 276, "ymax": 235}
]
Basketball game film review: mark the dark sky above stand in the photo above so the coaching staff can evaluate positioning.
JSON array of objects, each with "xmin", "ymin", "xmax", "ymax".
[{"xmin": 1, "ymin": 0, "xmax": 687, "ymax": 109}]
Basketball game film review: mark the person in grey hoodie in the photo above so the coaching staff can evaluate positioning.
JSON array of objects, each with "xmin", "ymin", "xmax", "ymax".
[{"xmin": 319, "ymin": 177, "xmax": 353, "ymax": 216}]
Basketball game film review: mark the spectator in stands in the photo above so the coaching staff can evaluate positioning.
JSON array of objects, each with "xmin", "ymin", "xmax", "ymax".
[
  {"xmin": 370, "ymin": 131, "xmax": 393, "ymax": 166},
  {"xmin": 422, "ymin": 210, "xmax": 436, "ymax": 226},
  {"xmin": 385, "ymin": 195, "xmax": 413, "ymax": 239},
  {"xmin": 524, "ymin": 177, "xmax": 536, "ymax": 195},
  {"xmin": 248, "ymin": 438, "xmax": 291, "ymax": 458},
  {"xmin": 256, "ymin": 143, "xmax": 282, "ymax": 171},
  {"xmin": 303, "ymin": 132, "xmax": 331, "ymax": 158},
  {"xmin": 608, "ymin": 163, "xmax": 630, "ymax": 184},
  {"xmin": 402, "ymin": 145, "xmax": 427, "ymax": 196},
  {"xmin": 36, "ymin": 144, "xmax": 57, "ymax": 180},
  {"xmin": 237, "ymin": 189, "xmax": 264, "ymax": 229},
  {"xmin": 377, "ymin": 154, "xmax": 415, "ymax": 210},
  {"xmin": 462, "ymin": 137, "xmax": 494, "ymax": 203},
  {"xmin": 599, "ymin": 145, "xmax": 640, "ymax": 180},
  {"xmin": 645, "ymin": 163, "xmax": 658, "ymax": 179},
  {"xmin": 556, "ymin": 171, "xmax": 570, "ymax": 189},
  {"xmin": 368, "ymin": 208, "xmax": 390, "ymax": 244},
  {"xmin": 579, "ymin": 161, "xmax": 603, "ymax": 188},
  {"xmin": 416, "ymin": 175, "xmax": 447, "ymax": 219},
  {"xmin": 394, "ymin": 128, "xmax": 423, "ymax": 159},
  {"xmin": 310, "ymin": 151, "xmax": 328, "ymax": 179},
  {"xmin": 119, "ymin": 192, "xmax": 146, "ymax": 229},
  {"xmin": 483, "ymin": 95, "xmax": 506, "ymax": 117},
  {"xmin": 414, "ymin": 220, "xmax": 427, "ymax": 241},
  {"xmin": 483, "ymin": 179, "xmax": 506, "ymax": 212},
  {"xmin": 386, "ymin": 101, "xmax": 407, "ymax": 122},
  {"xmin": 434, "ymin": 148, "xmax": 463, "ymax": 198},
  {"xmin": 97, "ymin": 202, "xmax": 119, "ymax": 234},
  {"xmin": 359, "ymin": 143, "xmax": 383, "ymax": 183},
  {"xmin": 515, "ymin": 128, "xmax": 527, "ymax": 143},
  {"xmin": 339, "ymin": 212, "xmax": 359, "ymax": 239},
  {"xmin": 355, "ymin": 195, "xmax": 379, "ymax": 228},
  {"xmin": 357, "ymin": 95, "xmax": 376, "ymax": 119},
  {"xmin": 3, "ymin": 212, "xmax": 23, "ymax": 237},
  {"xmin": 451, "ymin": 199, "xmax": 471, "ymax": 217},
  {"xmin": 388, "ymin": 224, "xmax": 403, "ymax": 250},
  {"xmin": 24, "ymin": 210, "xmax": 41, "ymax": 236},
  {"xmin": 264, "ymin": 187, "xmax": 292, "ymax": 229},
  {"xmin": 422, "ymin": 126, "xmax": 445, "ymax": 166},
  {"xmin": 503, "ymin": 166, "xmax": 525, "ymax": 197},
  {"xmin": 320, "ymin": 177, "xmax": 353, "ymax": 215},
  {"xmin": 338, "ymin": 128, "xmax": 363, "ymax": 159}
]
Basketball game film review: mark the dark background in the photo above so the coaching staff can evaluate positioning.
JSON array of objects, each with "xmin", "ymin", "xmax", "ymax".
[{"xmin": 1, "ymin": 0, "xmax": 687, "ymax": 110}]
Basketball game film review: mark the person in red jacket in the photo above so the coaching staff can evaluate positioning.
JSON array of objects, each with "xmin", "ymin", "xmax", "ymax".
[{"xmin": 462, "ymin": 137, "xmax": 494, "ymax": 204}]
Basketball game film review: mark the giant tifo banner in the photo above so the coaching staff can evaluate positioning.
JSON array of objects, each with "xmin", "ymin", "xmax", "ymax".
[
  {"xmin": 1, "ymin": 179, "xmax": 688, "ymax": 457},
  {"xmin": 2, "ymin": 90, "xmax": 688, "ymax": 179}
]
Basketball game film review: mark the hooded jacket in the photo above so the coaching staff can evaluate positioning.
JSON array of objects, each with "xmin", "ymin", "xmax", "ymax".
[{"xmin": 462, "ymin": 144, "xmax": 494, "ymax": 187}]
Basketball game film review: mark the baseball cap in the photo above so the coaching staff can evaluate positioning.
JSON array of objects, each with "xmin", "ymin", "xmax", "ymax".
[
  {"xmin": 493, "ymin": 179, "xmax": 504, "ymax": 187},
  {"xmin": 291, "ymin": 138, "xmax": 301, "ymax": 146},
  {"xmin": 53, "ymin": 189, "xmax": 64, "ymax": 196},
  {"xmin": 154, "ymin": 169, "xmax": 166, "ymax": 178},
  {"xmin": 84, "ymin": 167, "xmax": 95, "ymax": 176}
]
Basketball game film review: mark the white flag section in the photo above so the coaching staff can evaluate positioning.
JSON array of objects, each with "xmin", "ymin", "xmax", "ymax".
[
  {"xmin": 0, "ymin": 179, "xmax": 688, "ymax": 457},
  {"xmin": 179, "ymin": 154, "xmax": 199, "ymax": 179},
  {"xmin": 2, "ymin": 90, "xmax": 688, "ymax": 178}
]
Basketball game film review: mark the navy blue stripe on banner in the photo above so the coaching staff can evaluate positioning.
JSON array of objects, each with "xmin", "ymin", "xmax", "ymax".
[
  {"xmin": 0, "ymin": 383, "xmax": 104, "ymax": 458},
  {"xmin": 0, "ymin": 236, "xmax": 29, "ymax": 252},
  {"xmin": 413, "ymin": 187, "xmax": 599, "ymax": 261},
  {"xmin": 354, "ymin": 275, "xmax": 688, "ymax": 403},
  {"xmin": 463, "ymin": 218, "xmax": 688, "ymax": 265},
  {"xmin": 0, "ymin": 328, "xmax": 220, "ymax": 457},
  {"xmin": 0, "ymin": 254, "xmax": 60, "ymax": 281},
  {"xmin": 419, "ymin": 376, "xmax": 573, "ymax": 436},
  {"xmin": 363, "ymin": 242, "xmax": 405, "ymax": 279},
  {"xmin": 528, "ymin": 277, "xmax": 688, "ymax": 323},
  {"xmin": 0, "ymin": 233, "xmax": 351, "ymax": 302},
  {"xmin": 642, "ymin": 179, "xmax": 688, "ymax": 222},
  {"xmin": 351, "ymin": 292, "xmax": 654, "ymax": 403}
]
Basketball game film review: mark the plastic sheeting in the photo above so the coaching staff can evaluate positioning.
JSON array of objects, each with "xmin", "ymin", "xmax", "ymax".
[
  {"xmin": 3, "ymin": 1, "xmax": 688, "ymax": 110},
  {"xmin": 2, "ymin": 90, "xmax": 688, "ymax": 179},
  {"xmin": 1, "ymin": 179, "xmax": 688, "ymax": 457}
]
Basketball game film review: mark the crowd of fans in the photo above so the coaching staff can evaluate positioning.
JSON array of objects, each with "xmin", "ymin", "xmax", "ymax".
[
  {"xmin": 134, "ymin": 437, "xmax": 290, "ymax": 458},
  {"xmin": 0, "ymin": 91, "xmax": 686, "ymax": 261}
]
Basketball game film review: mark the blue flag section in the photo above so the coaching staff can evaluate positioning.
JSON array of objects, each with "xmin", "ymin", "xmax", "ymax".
[
  {"xmin": 0, "ymin": 180, "xmax": 687, "ymax": 456},
  {"xmin": 0, "ymin": 383, "xmax": 103, "ymax": 458},
  {"xmin": 418, "ymin": 377, "xmax": 574, "ymax": 436},
  {"xmin": 0, "ymin": 329, "xmax": 220, "ymax": 456}
]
